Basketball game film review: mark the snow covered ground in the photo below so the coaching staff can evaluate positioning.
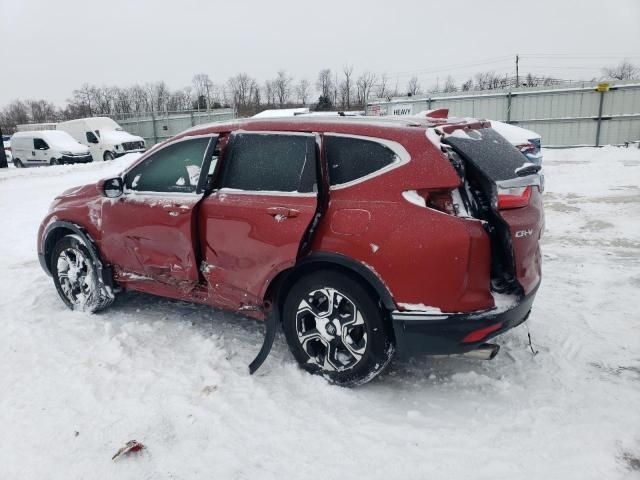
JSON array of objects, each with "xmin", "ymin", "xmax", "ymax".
[{"xmin": 0, "ymin": 148, "xmax": 639, "ymax": 479}]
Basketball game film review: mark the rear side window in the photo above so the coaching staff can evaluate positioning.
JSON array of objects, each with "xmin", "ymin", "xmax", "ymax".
[
  {"xmin": 218, "ymin": 133, "xmax": 316, "ymax": 193},
  {"xmin": 325, "ymin": 136, "xmax": 397, "ymax": 186}
]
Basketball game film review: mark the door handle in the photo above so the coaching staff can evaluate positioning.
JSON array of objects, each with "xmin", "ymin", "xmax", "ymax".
[{"xmin": 267, "ymin": 207, "xmax": 299, "ymax": 218}]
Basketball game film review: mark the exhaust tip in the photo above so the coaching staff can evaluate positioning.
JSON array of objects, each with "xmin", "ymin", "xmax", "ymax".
[{"xmin": 462, "ymin": 343, "xmax": 500, "ymax": 360}]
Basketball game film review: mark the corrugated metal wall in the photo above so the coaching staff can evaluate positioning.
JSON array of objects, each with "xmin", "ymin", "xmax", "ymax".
[
  {"xmin": 112, "ymin": 109, "xmax": 236, "ymax": 146},
  {"xmin": 368, "ymin": 81, "xmax": 640, "ymax": 147}
]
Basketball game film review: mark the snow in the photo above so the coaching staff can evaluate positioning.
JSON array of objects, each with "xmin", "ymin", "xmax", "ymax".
[
  {"xmin": 397, "ymin": 303, "xmax": 443, "ymax": 313},
  {"xmin": 1, "ymin": 147, "xmax": 640, "ymax": 478},
  {"xmin": 402, "ymin": 189, "xmax": 426, "ymax": 207},
  {"xmin": 490, "ymin": 120, "xmax": 541, "ymax": 144}
]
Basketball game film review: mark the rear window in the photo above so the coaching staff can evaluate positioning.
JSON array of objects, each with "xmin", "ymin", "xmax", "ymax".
[
  {"xmin": 443, "ymin": 127, "xmax": 529, "ymax": 181},
  {"xmin": 218, "ymin": 133, "xmax": 316, "ymax": 193},
  {"xmin": 325, "ymin": 136, "xmax": 397, "ymax": 186}
]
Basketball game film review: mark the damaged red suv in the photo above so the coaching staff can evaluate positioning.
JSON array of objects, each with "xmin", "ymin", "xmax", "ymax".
[{"xmin": 37, "ymin": 116, "xmax": 544, "ymax": 385}]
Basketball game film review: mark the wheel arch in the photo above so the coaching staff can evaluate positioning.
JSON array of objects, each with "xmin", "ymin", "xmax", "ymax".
[
  {"xmin": 264, "ymin": 252, "xmax": 397, "ymax": 314},
  {"xmin": 40, "ymin": 221, "xmax": 112, "ymax": 289}
]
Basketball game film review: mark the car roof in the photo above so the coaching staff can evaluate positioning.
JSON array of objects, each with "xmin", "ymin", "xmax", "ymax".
[{"xmin": 182, "ymin": 115, "xmax": 441, "ymax": 137}]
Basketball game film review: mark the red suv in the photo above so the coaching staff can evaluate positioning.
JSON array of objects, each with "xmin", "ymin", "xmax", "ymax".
[{"xmin": 37, "ymin": 116, "xmax": 544, "ymax": 385}]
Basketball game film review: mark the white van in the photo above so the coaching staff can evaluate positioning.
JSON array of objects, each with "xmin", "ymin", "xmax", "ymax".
[
  {"xmin": 11, "ymin": 131, "xmax": 92, "ymax": 168},
  {"xmin": 57, "ymin": 117, "xmax": 145, "ymax": 162}
]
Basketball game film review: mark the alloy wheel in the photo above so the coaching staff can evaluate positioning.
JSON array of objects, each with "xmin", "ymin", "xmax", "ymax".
[
  {"xmin": 56, "ymin": 247, "xmax": 94, "ymax": 307},
  {"xmin": 295, "ymin": 287, "xmax": 368, "ymax": 372}
]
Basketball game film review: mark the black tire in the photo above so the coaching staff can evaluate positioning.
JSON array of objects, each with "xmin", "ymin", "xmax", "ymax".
[
  {"xmin": 282, "ymin": 270, "xmax": 394, "ymax": 386},
  {"xmin": 51, "ymin": 235, "xmax": 115, "ymax": 313},
  {"xmin": 103, "ymin": 151, "xmax": 114, "ymax": 161},
  {"xmin": 14, "ymin": 159, "xmax": 23, "ymax": 168},
  {"xmin": 50, "ymin": 158, "xmax": 58, "ymax": 166}
]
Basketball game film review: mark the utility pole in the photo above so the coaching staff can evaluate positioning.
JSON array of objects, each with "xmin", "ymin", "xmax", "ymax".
[{"xmin": 515, "ymin": 54, "xmax": 520, "ymax": 88}]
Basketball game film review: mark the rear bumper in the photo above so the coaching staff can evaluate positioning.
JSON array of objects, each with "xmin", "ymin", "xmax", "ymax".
[{"xmin": 391, "ymin": 282, "xmax": 540, "ymax": 357}]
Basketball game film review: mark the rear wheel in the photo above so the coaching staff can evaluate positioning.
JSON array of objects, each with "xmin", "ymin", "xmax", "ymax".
[
  {"xmin": 282, "ymin": 270, "xmax": 394, "ymax": 386},
  {"xmin": 103, "ymin": 151, "xmax": 114, "ymax": 161},
  {"xmin": 14, "ymin": 159, "xmax": 23, "ymax": 168},
  {"xmin": 51, "ymin": 235, "xmax": 114, "ymax": 312}
]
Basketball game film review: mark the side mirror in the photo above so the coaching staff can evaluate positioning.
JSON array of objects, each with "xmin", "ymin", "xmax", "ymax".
[{"xmin": 102, "ymin": 177, "xmax": 124, "ymax": 198}]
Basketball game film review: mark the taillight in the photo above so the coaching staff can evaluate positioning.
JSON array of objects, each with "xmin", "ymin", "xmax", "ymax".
[{"xmin": 497, "ymin": 186, "xmax": 531, "ymax": 210}]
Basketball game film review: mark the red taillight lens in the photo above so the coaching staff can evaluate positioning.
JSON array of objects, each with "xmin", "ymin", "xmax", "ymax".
[
  {"xmin": 462, "ymin": 322, "xmax": 503, "ymax": 343},
  {"xmin": 498, "ymin": 186, "xmax": 531, "ymax": 210}
]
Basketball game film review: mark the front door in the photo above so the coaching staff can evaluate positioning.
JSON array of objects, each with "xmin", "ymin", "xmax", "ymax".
[
  {"xmin": 100, "ymin": 135, "xmax": 217, "ymax": 290},
  {"xmin": 85, "ymin": 131, "xmax": 102, "ymax": 161},
  {"xmin": 31, "ymin": 137, "xmax": 49, "ymax": 165},
  {"xmin": 199, "ymin": 131, "xmax": 319, "ymax": 311}
]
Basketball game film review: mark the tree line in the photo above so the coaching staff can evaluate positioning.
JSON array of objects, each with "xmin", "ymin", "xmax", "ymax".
[{"xmin": 1, "ymin": 61, "xmax": 638, "ymax": 133}]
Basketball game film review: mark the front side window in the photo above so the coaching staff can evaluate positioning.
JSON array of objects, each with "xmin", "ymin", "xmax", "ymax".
[
  {"xmin": 124, "ymin": 137, "xmax": 211, "ymax": 193},
  {"xmin": 86, "ymin": 131, "xmax": 99, "ymax": 143},
  {"xmin": 33, "ymin": 138, "xmax": 48, "ymax": 150},
  {"xmin": 218, "ymin": 133, "xmax": 316, "ymax": 193},
  {"xmin": 325, "ymin": 136, "xmax": 398, "ymax": 186}
]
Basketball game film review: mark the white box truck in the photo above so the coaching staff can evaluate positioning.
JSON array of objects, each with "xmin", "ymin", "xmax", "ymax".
[{"xmin": 56, "ymin": 117, "xmax": 145, "ymax": 162}]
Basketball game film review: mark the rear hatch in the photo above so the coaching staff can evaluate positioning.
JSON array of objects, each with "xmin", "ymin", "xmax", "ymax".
[{"xmin": 437, "ymin": 123, "xmax": 544, "ymax": 296}]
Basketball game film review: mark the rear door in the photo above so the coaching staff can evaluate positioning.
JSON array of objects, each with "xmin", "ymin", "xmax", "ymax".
[
  {"xmin": 199, "ymin": 131, "xmax": 318, "ymax": 311},
  {"xmin": 100, "ymin": 135, "xmax": 217, "ymax": 290}
]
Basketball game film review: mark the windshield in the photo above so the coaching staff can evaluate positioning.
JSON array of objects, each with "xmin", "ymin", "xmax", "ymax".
[{"xmin": 443, "ymin": 127, "xmax": 529, "ymax": 182}]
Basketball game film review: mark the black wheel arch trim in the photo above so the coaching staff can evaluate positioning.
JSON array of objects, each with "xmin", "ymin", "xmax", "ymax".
[
  {"xmin": 289, "ymin": 251, "xmax": 397, "ymax": 311},
  {"xmin": 39, "ymin": 220, "xmax": 114, "ymax": 289}
]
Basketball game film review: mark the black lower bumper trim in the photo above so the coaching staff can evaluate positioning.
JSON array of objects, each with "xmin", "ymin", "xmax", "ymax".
[{"xmin": 391, "ymin": 283, "xmax": 540, "ymax": 357}]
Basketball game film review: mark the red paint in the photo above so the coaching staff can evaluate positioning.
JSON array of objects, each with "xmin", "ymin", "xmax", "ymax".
[{"xmin": 38, "ymin": 116, "xmax": 544, "ymax": 321}]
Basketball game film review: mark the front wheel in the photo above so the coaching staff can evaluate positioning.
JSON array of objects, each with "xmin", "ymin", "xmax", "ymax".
[
  {"xmin": 103, "ymin": 151, "xmax": 114, "ymax": 161},
  {"xmin": 282, "ymin": 270, "xmax": 394, "ymax": 386},
  {"xmin": 51, "ymin": 235, "xmax": 115, "ymax": 312},
  {"xmin": 50, "ymin": 158, "xmax": 59, "ymax": 166}
]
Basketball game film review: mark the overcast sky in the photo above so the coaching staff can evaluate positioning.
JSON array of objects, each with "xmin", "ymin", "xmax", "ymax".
[{"xmin": 1, "ymin": 0, "xmax": 639, "ymax": 106}]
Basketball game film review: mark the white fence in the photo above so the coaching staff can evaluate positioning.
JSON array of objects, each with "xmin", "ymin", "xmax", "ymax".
[{"xmin": 367, "ymin": 81, "xmax": 640, "ymax": 147}]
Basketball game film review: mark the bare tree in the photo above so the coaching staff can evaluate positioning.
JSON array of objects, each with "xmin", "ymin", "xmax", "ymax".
[
  {"xmin": 340, "ymin": 65, "xmax": 354, "ymax": 109},
  {"xmin": 443, "ymin": 75, "xmax": 457, "ymax": 93},
  {"xmin": 228, "ymin": 73, "xmax": 258, "ymax": 109},
  {"xmin": 316, "ymin": 69, "xmax": 333, "ymax": 99},
  {"xmin": 71, "ymin": 83, "xmax": 94, "ymax": 116},
  {"xmin": 376, "ymin": 73, "xmax": 389, "ymax": 99},
  {"xmin": 28, "ymin": 99, "xmax": 57, "ymax": 123},
  {"xmin": 1, "ymin": 100, "xmax": 29, "ymax": 128},
  {"xmin": 264, "ymin": 80, "xmax": 276, "ymax": 106},
  {"xmin": 273, "ymin": 70, "xmax": 293, "ymax": 106},
  {"xmin": 602, "ymin": 60, "xmax": 639, "ymax": 80},
  {"xmin": 192, "ymin": 73, "xmax": 214, "ymax": 109},
  {"xmin": 461, "ymin": 78, "xmax": 473, "ymax": 91},
  {"xmin": 355, "ymin": 72, "xmax": 377, "ymax": 107},
  {"xmin": 295, "ymin": 79, "xmax": 311, "ymax": 105},
  {"xmin": 407, "ymin": 76, "xmax": 421, "ymax": 96}
]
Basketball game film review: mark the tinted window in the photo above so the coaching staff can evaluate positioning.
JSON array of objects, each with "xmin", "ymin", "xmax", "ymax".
[
  {"xmin": 33, "ymin": 138, "xmax": 48, "ymax": 150},
  {"xmin": 219, "ymin": 133, "xmax": 316, "ymax": 193},
  {"xmin": 125, "ymin": 137, "xmax": 210, "ymax": 193},
  {"xmin": 86, "ymin": 131, "xmax": 98, "ymax": 143},
  {"xmin": 325, "ymin": 136, "xmax": 397, "ymax": 186}
]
